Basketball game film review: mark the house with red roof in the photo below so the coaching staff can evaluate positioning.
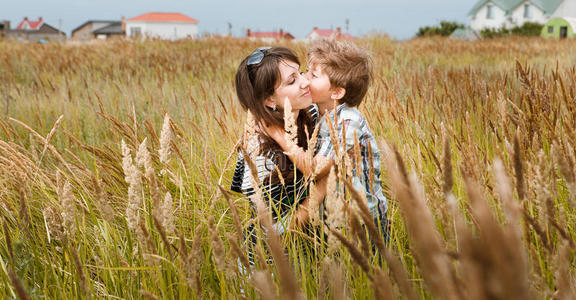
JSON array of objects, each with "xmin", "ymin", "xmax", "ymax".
[
  {"xmin": 5, "ymin": 17, "xmax": 65, "ymax": 42},
  {"xmin": 124, "ymin": 12, "xmax": 199, "ymax": 40},
  {"xmin": 71, "ymin": 20, "xmax": 124, "ymax": 41},
  {"xmin": 305, "ymin": 27, "xmax": 353, "ymax": 41},
  {"xmin": 245, "ymin": 29, "xmax": 295, "ymax": 42}
]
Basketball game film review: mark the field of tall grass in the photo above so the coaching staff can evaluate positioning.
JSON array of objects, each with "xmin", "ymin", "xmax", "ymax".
[{"xmin": 0, "ymin": 36, "xmax": 575, "ymax": 299}]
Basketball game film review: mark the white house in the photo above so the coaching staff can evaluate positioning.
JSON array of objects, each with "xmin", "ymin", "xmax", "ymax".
[
  {"xmin": 124, "ymin": 12, "xmax": 198, "ymax": 40},
  {"xmin": 468, "ymin": 0, "xmax": 567, "ymax": 31}
]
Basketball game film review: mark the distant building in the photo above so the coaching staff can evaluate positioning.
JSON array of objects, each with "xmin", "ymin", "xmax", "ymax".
[
  {"xmin": 468, "ymin": 0, "xmax": 569, "ymax": 31},
  {"xmin": 305, "ymin": 27, "xmax": 353, "ymax": 41},
  {"xmin": 6, "ymin": 17, "xmax": 65, "ymax": 42},
  {"xmin": 542, "ymin": 17, "xmax": 576, "ymax": 38},
  {"xmin": 245, "ymin": 29, "xmax": 294, "ymax": 42},
  {"xmin": 0, "ymin": 20, "xmax": 10, "ymax": 38},
  {"xmin": 93, "ymin": 22, "xmax": 124, "ymax": 40},
  {"xmin": 124, "ymin": 12, "xmax": 199, "ymax": 40},
  {"xmin": 450, "ymin": 28, "xmax": 481, "ymax": 40},
  {"xmin": 71, "ymin": 20, "xmax": 123, "ymax": 41}
]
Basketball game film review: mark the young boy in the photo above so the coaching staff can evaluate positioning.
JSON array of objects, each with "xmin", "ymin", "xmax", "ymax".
[{"xmin": 268, "ymin": 39, "xmax": 388, "ymax": 233}]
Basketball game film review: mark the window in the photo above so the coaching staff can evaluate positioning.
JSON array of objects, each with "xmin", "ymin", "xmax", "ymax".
[
  {"xmin": 524, "ymin": 4, "xmax": 532, "ymax": 18},
  {"xmin": 486, "ymin": 5, "xmax": 494, "ymax": 19},
  {"xmin": 130, "ymin": 27, "xmax": 141, "ymax": 37},
  {"xmin": 548, "ymin": 26, "xmax": 554, "ymax": 33}
]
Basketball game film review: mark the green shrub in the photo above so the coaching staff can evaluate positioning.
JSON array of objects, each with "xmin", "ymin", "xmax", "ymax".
[{"xmin": 417, "ymin": 21, "xmax": 466, "ymax": 37}]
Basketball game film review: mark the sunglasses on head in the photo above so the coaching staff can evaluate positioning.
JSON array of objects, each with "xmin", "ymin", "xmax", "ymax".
[{"xmin": 247, "ymin": 47, "xmax": 272, "ymax": 66}]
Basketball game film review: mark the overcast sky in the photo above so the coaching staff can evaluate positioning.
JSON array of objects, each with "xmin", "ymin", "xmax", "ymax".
[{"xmin": 3, "ymin": 0, "xmax": 478, "ymax": 39}]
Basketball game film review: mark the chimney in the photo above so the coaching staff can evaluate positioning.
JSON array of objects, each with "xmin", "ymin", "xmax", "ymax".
[
  {"xmin": 246, "ymin": 28, "xmax": 251, "ymax": 37},
  {"xmin": 336, "ymin": 27, "xmax": 341, "ymax": 38},
  {"xmin": 24, "ymin": 17, "xmax": 28, "ymax": 21},
  {"xmin": 313, "ymin": 26, "xmax": 318, "ymax": 31},
  {"xmin": 279, "ymin": 28, "xmax": 284, "ymax": 38},
  {"xmin": 121, "ymin": 16, "xmax": 126, "ymax": 33},
  {"xmin": 39, "ymin": 17, "xmax": 43, "ymax": 22}
]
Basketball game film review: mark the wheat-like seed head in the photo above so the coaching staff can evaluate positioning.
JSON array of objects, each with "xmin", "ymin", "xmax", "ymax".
[{"xmin": 159, "ymin": 113, "xmax": 172, "ymax": 166}]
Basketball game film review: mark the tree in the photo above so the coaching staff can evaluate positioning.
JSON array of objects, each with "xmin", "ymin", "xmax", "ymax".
[{"xmin": 417, "ymin": 21, "xmax": 465, "ymax": 37}]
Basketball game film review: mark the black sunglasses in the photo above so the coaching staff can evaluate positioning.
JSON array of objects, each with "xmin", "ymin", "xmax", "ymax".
[{"xmin": 247, "ymin": 47, "xmax": 272, "ymax": 66}]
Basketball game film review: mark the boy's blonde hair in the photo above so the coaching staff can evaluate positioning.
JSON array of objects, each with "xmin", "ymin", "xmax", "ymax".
[{"xmin": 308, "ymin": 38, "xmax": 372, "ymax": 107}]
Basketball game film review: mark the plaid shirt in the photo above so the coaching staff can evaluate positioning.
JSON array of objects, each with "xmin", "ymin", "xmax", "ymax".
[{"xmin": 316, "ymin": 103, "xmax": 387, "ymax": 217}]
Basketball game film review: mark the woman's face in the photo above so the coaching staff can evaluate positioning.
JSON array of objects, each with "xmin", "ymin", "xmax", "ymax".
[{"xmin": 267, "ymin": 59, "xmax": 312, "ymax": 111}]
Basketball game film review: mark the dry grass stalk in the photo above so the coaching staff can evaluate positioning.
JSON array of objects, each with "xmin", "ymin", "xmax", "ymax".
[
  {"xmin": 40, "ymin": 114, "xmax": 64, "ymax": 158},
  {"xmin": 140, "ymin": 290, "xmax": 161, "ymax": 300},
  {"xmin": 208, "ymin": 216, "xmax": 229, "ymax": 273},
  {"xmin": 70, "ymin": 247, "xmax": 88, "ymax": 296},
  {"xmin": 17, "ymin": 184, "xmax": 29, "ymax": 230},
  {"xmin": 7, "ymin": 268, "xmax": 31, "ymax": 300},
  {"xmin": 372, "ymin": 268, "xmax": 396, "ymax": 300},
  {"xmin": 218, "ymin": 185, "xmax": 243, "ymax": 239},
  {"xmin": 323, "ymin": 257, "xmax": 346, "ymax": 300},
  {"xmin": 43, "ymin": 205, "xmax": 65, "ymax": 244},
  {"xmin": 251, "ymin": 270, "xmax": 276, "ymax": 300},
  {"xmin": 158, "ymin": 113, "xmax": 172, "ymax": 167},
  {"xmin": 553, "ymin": 242, "xmax": 576, "ymax": 299},
  {"xmin": 181, "ymin": 224, "xmax": 203, "ymax": 293},
  {"xmin": 347, "ymin": 208, "xmax": 370, "ymax": 258},
  {"xmin": 121, "ymin": 140, "xmax": 143, "ymax": 233},
  {"xmin": 3, "ymin": 219, "xmax": 13, "ymax": 262},
  {"xmin": 228, "ymin": 233, "xmax": 250, "ymax": 272},
  {"xmin": 442, "ymin": 133, "xmax": 453, "ymax": 197},
  {"xmin": 159, "ymin": 192, "xmax": 175, "ymax": 235},
  {"xmin": 463, "ymin": 173, "xmax": 535, "ymax": 300},
  {"xmin": 283, "ymin": 97, "xmax": 300, "ymax": 154},
  {"xmin": 328, "ymin": 227, "xmax": 373, "ymax": 281},
  {"xmin": 513, "ymin": 129, "xmax": 525, "ymax": 200},
  {"xmin": 384, "ymin": 141, "xmax": 458, "ymax": 300},
  {"xmin": 343, "ymin": 177, "xmax": 419, "ymax": 300},
  {"xmin": 60, "ymin": 180, "xmax": 77, "ymax": 238},
  {"xmin": 92, "ymin": 176, "xmax": 114, "ymax": 222},
  {"xmin": 152, "ymin": 215, "xmax": 173, "ymax": 258},
  {"xmin": 135, "ymin": 138, "xmax": 162, "ymax": 217}
]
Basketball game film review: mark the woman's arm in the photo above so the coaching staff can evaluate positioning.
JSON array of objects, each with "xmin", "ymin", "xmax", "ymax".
[{"xmin": 265, "ymin": 124, "xmax": 332, "ymax": 179}]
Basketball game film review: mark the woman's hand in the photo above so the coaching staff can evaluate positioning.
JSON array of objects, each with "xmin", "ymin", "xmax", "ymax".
[
  {"xmin": 262, "ymin": 123, "xmax": 287, "ymax": 144},
  {"xmin": 290, "ymin": 206, "xmax": 310, "ymax": 230}
]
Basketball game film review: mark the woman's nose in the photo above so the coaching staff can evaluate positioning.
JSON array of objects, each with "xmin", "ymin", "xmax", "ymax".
[{"xmin": 300, "ymin": 75, "xmax": 310, "ymax": 88}]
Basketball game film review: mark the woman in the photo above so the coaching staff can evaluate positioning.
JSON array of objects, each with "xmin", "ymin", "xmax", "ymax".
[{"xmin": 230, "ymin": 46, "xmax": 318, "ymax": 265}]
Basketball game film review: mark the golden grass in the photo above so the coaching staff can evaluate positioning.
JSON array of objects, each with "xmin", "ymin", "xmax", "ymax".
[{"xmin": 0, "ymin": 36, "xmax": 575, "ymax": 298}]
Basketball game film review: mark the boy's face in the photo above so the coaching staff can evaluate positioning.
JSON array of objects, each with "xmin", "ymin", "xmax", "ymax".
[{"xmin": 306, "ymin": 60, "xmax": 333, "ymax": 105}]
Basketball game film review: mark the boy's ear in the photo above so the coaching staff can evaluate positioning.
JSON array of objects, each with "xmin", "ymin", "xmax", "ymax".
[{"xmin": 330, "ymin": 87, "xmax": 346, "ymax": 101}]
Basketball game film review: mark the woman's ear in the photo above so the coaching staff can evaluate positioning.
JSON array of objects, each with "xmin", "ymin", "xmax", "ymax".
[
  {"xmin": 330, "ymin": 87, "xmax": 346, "ymax": 101},
  {"xmin": 264, "ymin": 97, "xmax": 277, "ymax": 110}
]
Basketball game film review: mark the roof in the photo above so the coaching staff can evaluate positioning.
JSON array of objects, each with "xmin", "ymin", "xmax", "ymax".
[
  {"xmin": 468, "ymin": 0, "xmax": 563, "ymax": 16},
  {"xmin": 93, "ymin": 22, "xmax": 123, "ymax": 35},
  {"xmin": 309, "ymin": 27, "xmax": 353, "ymax": 39},
  {"xmin": 71, "ymin": 20, "xmax": 117, "ymax": 35},
  {"xmin": 126, "ymin": 12, "xmax": 198, "ymax": 23},
  {"xmin": 450, "ymin": 28, "xmax": 480, "ymax": 40},
  {"xmin": 16, "ymin": 17, "xmax": 43, "ymax": 30},
  {"xmin": 249, "ymin": 31, "xmax": 294, "ymax": 39}
]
